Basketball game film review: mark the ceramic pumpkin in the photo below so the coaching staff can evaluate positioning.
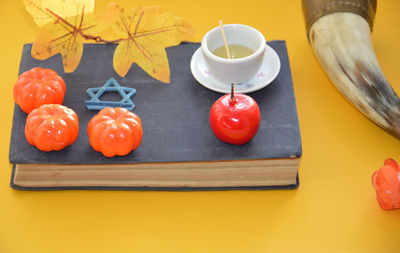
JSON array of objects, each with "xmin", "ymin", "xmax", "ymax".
[
  {"xmin": 25, "ymin": 104, "xmax": 79, "ymax": 151},
  {"xmin": 88, "ymin": 107, "xmax": 143, "ymax": 157},
  {"xmin": 372, "ymin": 158, "xmax": 400, "ymax": 210},
  {"xmin": 14, "ymin": 67, "xmax": 66, "ymax": 113}
]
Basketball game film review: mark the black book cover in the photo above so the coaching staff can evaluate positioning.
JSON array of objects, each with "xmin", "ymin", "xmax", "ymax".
[{"xmin": 9, "ymin": 41, "xmax": 302, "ymax": 190}]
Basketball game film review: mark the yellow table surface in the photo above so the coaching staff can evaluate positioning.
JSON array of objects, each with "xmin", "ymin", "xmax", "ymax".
[{"xmin": 1, "ymin": 0, "xmax": 400, "ymax": 252}]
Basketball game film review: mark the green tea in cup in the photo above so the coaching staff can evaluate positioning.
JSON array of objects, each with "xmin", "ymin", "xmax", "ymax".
[
  {"xmin": 201, "ymin": 24, "xmax": 266, "ymax": 84},
  {"xmin": 212, "ymin": 44, "xmax": 254, "ymax": 59}
]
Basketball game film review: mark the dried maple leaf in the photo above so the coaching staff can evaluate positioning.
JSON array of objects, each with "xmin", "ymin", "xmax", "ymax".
[
  {"xmin": 110, "ymin": 5, "xmax": 195, "ymax": 83},
  {"xmin": 24, "ymin": 0, "xmax": 118, "ymax": 72}
]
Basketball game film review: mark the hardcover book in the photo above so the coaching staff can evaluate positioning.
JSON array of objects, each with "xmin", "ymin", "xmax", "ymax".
[{"xmin": 9, "ymin": 41, "xmax": 302, "ymax": 190}]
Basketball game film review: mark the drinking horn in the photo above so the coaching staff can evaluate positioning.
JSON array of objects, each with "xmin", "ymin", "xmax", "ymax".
[{"xmin": 302, "ymin": 0, "xmax": 400, "ymax": 139}]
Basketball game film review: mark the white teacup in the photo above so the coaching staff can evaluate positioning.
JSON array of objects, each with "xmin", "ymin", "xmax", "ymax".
[{"xmin": 201, "ymin": 24, "xmax": 266, "ymax": 84}]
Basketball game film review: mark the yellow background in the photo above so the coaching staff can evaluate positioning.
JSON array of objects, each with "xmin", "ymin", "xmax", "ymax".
[{"xmin": 1, "ymin": 0, "xmax": 400, "ymax": 252}]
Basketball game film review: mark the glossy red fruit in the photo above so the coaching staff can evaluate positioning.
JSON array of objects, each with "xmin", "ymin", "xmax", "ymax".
[
  {"xmin": 210, "ymin": 93, "xmax": 260, "ymax": 145},
  {"xmin": 14, "ymin": 67, "xmax": 66, "ymax": 113}
]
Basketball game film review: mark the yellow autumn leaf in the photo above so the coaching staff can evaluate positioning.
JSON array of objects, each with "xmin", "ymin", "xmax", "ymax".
[
  {"xmin": 24, "ymin": 0, "xmax": 94, "ymax": 27},
  {"xmin": 24, "ymin": 0, "xmax": 118, "ymax": 72},
  {"xmin": 111, "ymin": 5, "xmax": 195, "ymax": 83},
  {"xmin": 32, "ymin": 21, "xmax": 85, "ymax": 72}
]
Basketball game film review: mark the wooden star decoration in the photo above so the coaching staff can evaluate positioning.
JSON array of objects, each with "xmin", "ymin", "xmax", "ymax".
[{"xmin": 85, "ymin": 78, "xmax": 136, "ymax": 111}]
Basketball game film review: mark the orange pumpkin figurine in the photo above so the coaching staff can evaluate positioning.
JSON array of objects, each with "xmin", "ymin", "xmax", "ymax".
[
  {"xmin": 25, "ymin": 104, "xmax": 79, "ymax": 151},
  {"xmin": 14, "ymin": 67, "xmax": 66, "ymax": 114},
  {"xmin": 88, "ymin": 107, "xmax": 143, "ymax": 157},
  {"xmin": 372, "ymin": 158, "xmax": 400, "ymax": 210}
]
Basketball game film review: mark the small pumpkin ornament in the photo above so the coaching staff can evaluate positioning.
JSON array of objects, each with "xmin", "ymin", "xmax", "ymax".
[
  {"xmin": 372, "ymin": 158, "xmax": 400, "ymax": 210},
  {"xmin": 88, "ymin": 107, "xmax": 143, "ymax": 157},
  {"xmin": 25, "ymin": 104, "xmax": 79, "ymax": 151},
  {"xmin": 14, "ymin": 67, "xmax": 66, "ymax": 113}
]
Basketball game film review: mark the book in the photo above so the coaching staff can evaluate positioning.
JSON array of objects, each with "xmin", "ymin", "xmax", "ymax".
[{"xmin": 9, "ymin": 41, "xmax": 302, "ymax": 191}]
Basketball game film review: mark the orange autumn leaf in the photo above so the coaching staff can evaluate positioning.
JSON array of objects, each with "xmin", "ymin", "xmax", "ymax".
[
  {"xmin": 24, "ymin": 0, "xmax": 118, "ymax": 72},
  {"xmin": 111, "ymin": 5, "xmax": 195, "ymax": 83}
]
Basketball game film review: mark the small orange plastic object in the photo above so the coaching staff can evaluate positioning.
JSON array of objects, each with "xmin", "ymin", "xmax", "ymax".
[
  {"xmin": 14, "ymin": 67, "xmax": 66, "ymax": 113},
  {"xmin": 372, "ymin": 158, "xmax": 400, "ymax": 210},
  {"xmin": 87, "ymin": 107, "xmax": 143, "ymax": 157},
  {"xmin": 25, "ymin": 104, "xmax": 79, "ymax": 151}
]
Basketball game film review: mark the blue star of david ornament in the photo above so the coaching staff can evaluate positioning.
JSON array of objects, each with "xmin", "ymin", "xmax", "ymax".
[{"xmin": 85, "ymin": 78, "xmax": 136, "ymax": 111}]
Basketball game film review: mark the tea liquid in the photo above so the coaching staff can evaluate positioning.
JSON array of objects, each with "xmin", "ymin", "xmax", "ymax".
[{"xmin": 212, "ymin": 44, "xmax": 254, "ymax": 59}]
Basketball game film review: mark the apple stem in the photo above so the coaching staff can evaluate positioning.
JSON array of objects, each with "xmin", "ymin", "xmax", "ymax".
[{"xmin": 231, "ymin": 82, "xmax": 235, "ymax": 101}]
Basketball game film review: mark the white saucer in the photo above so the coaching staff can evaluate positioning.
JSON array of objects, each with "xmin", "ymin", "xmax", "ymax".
[{"xmin": 190, "ymin": 45, "xmax": 281, "ymax": 94}]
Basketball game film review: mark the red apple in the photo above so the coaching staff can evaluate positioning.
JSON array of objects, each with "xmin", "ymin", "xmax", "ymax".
[{"xmin": 210, "ymin": 93, "xmax": 260, "ymax": 145}]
